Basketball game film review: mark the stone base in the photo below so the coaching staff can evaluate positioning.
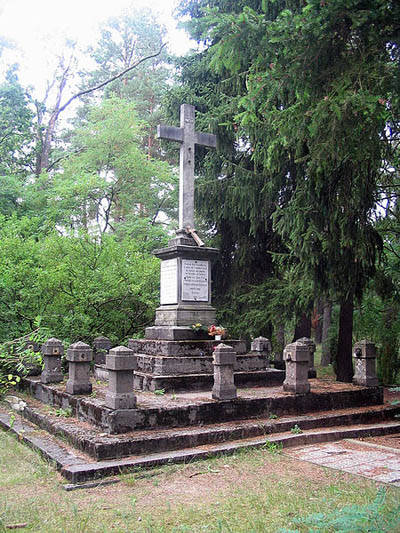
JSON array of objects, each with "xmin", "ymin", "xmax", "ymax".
[
  {"xmin": 105, "ymin": 392, "xmax": 137, "ymax": 410},
  {"xmin": 66, "ymin": 380, "xmax": 92, "ymax": 395},
  {"xmin": 134, "ymin": 369, "xmax": 285, "ymax": 393},
  {"xmin": 353, "ymin": 377, "xmax": 379, "ymax": 387},
  {"xmin": 41, "ymin": 371, "xmax": 63, "ymax": 384},
  {"xmin": 145, "ymin": 326, "xmax": 210, "ymax": 341},
  {"xmin": 153, "ymin": 304, "xmax": 217, "ymax": 329},
  {"xmin": 283, "ymin": 382, "xmax": 311, "ymax": 394},
  {"xmin": 129, "ymin": 339, "xmax": 247, "ymax": 356},
  {"xmin": 94, "ymin": 364, "xmax": 109, "ymax": 382}
]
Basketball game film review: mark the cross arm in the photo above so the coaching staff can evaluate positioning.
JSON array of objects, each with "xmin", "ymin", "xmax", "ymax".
[
  {"xmin": 157, "ymin": 124, "xmax": 184, "ymax": 143},
  {"xmin": 195, "ymin": 131, "xmax": 217, "ymax": 149}
]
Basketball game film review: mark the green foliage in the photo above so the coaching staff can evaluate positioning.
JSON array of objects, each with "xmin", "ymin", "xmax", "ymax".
[
  {"xmin": 175, "ymin": 0, "xmax": 399, "ymax": 373},
  {"xmin": 263, "ymin": 440, "xmax": 282, "ymax": 453},
  {"xmin": 279, "ymin": 487, "xmax": 400, "ymax": 532},
  {"xmin": 154, "ymin": 388, "xmax": 166, "ymax": 396},
  {"xmin": 0, "ymin": 326, "xmax": 47, "ymax": 397},
  {"xmin": 0, "ymin": 215, "xmax": 163, "ymax": 344},
  {"xmin": 54, "ymin": 407, "xmax": 73, "ymax": 418},
  {"xmin": 26, "ymin": 97, "xmax": 177, "ymax": 234},
  {"xmin": 290, "ymin": 425, "xmax": 302, "ymax": 435}
]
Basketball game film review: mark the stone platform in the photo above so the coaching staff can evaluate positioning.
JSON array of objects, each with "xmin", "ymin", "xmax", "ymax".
[
  {"xmin": 124, "ymin": 339, "xmax": 284, "ymax": 392},
  {"xmin": 20, "ymin": 376, "xmax": 384, "ymax": 435},
  {"xmin": 2, "ymin": 379, "xmax": 400, "ymax": 483}
]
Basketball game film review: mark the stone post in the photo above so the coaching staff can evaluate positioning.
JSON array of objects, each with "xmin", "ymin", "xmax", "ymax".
[
  {"xmin": 212, "ymin": 343, "xmax": 237, "ymax": 400},
  {"xmin": 105, "ymin": 346, "xmax": 137, "ymax": 410},
  {"xmin": 66, "ymin": 341, "xmax": 93, "ymax": 395},
  {"xmin": 93, "ymin": 336, "xmax": 112, "ymax": 366},
  {"xmin": 353, "ymin": 340, "xmax": 379, "ymax": 387},
  {"xmin": 251, "ymin": 336, "xmax": 272, "ymax": 368},
  {"xmin": 41, "ymin": 338, "xmax": 64, "ymax": 384},
  {"xmin": 297, "ymin": 337, "xmax": 317, "ymax": 378},
  {"xmin": 283, "ymin": 341, "xmax": 310, "ymax": 394}
]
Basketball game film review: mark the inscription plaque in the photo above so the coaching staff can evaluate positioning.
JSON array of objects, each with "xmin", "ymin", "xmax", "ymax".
[
  {"xmin": 160, "ymin": 258, "xmax": 178, "ymax": 305},
  {"xmin": 182, "ymin": 259, "xmax": 209, "ymax": 302}
]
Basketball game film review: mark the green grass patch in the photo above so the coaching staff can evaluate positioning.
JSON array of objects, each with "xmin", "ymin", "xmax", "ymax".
[{"xmin": 1, "ymin": 430, "xmax": 400, "ymax": 532}]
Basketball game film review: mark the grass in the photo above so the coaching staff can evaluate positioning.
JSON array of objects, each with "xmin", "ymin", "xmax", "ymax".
[{"xmin": 1, "ymin": 429, "xmax": 399, "ymax": 532}]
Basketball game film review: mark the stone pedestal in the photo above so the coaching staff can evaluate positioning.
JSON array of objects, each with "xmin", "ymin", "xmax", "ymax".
[
  {"xmin": 283, "ymin": 341, "xmax": 310, "ymax": 394},
  {"xmin": 212, "ymin": 343, "xmax": 237, "ymax": 400},
  {"xmin": 93, "ymin": 336, "xmax": 112, "ymax": 365},
  {"xmin": 105, "ymin": 346, "xmax": 137, "ymax": 410},
  {"xmin": 297, "ymin": 337, "xmax": 317, "ymax": 378},
  {"xmin": 41, "ymin": 338, "xmax": 64, "ymax": 384},
  {"xmin": 353, "ymin": 340, "xmax": 379, "ymax": 387},
  {"xmin": 66, "ymin": 341, "xmax": 93, "ymax": 395},
  {"xmin": 145, "ymin": 233, "xmax": 219, "ymax": 341},
  {"xmin": 251, "ymin": 336, "xmax": 272, "ymax": 368}
]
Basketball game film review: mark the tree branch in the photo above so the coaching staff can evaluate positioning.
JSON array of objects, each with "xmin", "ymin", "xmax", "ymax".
[{"xmin": 55, "ymin": 43, "xmax": 167, "ymax": 119}]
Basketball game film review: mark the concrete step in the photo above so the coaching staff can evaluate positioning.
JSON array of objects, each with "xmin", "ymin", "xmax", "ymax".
[
  {"xmin": 6, "ymin": 395, "xmax": 400, "ymax": 461},
  {"xmin": 1, "ymin": 406, "xmax": 399, "ymax": 484}
]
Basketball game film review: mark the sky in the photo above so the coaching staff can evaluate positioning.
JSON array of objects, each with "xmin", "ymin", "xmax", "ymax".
[{"xmin": 0, "ymin": 0, "xmax": 194, "ymax": 94}]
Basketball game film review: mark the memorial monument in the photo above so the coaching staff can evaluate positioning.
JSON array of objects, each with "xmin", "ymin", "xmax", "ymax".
[
  {"xmin": 129, "ymin": 104, "xmax": 284, "ymax": 392},
  {"xmin": 145, "ymin": 103, "xmax": 219, "ymax": 341}
]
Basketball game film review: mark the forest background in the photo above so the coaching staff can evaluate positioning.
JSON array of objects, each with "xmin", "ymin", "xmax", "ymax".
[{"xmin": 0, "ymin": 0, "xmax": 399, "ymax": 386}]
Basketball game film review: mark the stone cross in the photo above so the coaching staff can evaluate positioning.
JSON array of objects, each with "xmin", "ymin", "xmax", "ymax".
[{"xmin": 157, "ymin": 104, "xmax": 217, "ymax": 231}]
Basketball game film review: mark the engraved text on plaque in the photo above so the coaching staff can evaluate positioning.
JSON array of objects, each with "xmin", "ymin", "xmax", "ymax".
[{"xmin": 182, "ymin": 259, "xmax": 209, "ymax": 302}]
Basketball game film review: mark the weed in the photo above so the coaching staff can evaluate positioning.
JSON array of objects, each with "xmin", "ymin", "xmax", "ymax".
[
  {"xmin": 55, "ymin": 407, "xmax": 72, "ymax": 418},
  {"xmin": 269, "ymin": 413, "xmax": 278, "ymax": 419},
  {"xmin": 279, "ymin": 487, "xmax": 400, "ymax": 533},
  {"xmin": 263, "ymin": 440, "xmax": 282, "ymax": 454},
  {"xmin": 154, "ymin": 388, "xmax": 165, "ymax": 396},
  {"xmin": 8, "ymin": 413, "xmax": 16, "ymax": 429},
  {"xmin": 290, "ymin": 425, "xmax": 302, "ymax": 435}
]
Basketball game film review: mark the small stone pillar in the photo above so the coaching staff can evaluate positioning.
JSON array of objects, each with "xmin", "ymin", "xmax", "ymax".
[
  {"xmin": 66, "ymin": 341, "xmax": 93, "ymax": 395},
  {"xmin": 105, "ymin": 346, "xmax": 137, "ymax": 409},
  {"xmin": 297, "ymin": 337, "xmax": 317, "ymax": 378},
  {"xmin": 41, "ymin": 338, "xmax": 64, "ymax": 384},
  {"xmin": 212, "ymin": 343, "xmax": 237, "ymax": 400},
  {"xmin": 93, "ymin": 336, "xmax": 112, "ymax": 366},
  {"xmin": 283, "ymin": 341, "xmax": 310, "ymax": 394},
  {"xmin": 353, "ymin": 340, "xmax": 379, "ymax": 387},
  {"xmin": 251, "ymin": 336, "xmax": 272, "ymax": 368}
]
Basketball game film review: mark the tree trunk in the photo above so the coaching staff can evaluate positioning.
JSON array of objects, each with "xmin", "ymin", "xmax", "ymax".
[
  {"xmin": 336, "ymin": 297, "xmax": 354, "ymax": 382},
  {"xmin": 274, "ymin": 323, "xmax": 285, "ymax": 369},
  {"xmin": 292, "ymin": 313, "xmax": 311, "ymax": 342},
  {"xmin": 320, "ymin": 301, "xmax": 332, "ymax": 366},
  {"xmin": 314, "ymin": 299, "xmax": 324, "ymax": 344}
]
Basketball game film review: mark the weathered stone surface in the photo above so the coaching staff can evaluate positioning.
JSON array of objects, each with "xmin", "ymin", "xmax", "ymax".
[
  {"xmin": 133, "ymin": 368, "xmax": 285, "ymax": 393},
  {"xmin": 283, "ymin": 341, "xmax": 310, "ymax": 394},
  {"xmin": 19, "ymin": 376, "xmax": 385, "ymax": 435},
  {"xmin": 212, "ymin": 343, "xmax": 237, "ymax": 400},
  {"xmin": 133, "ymin": 353, "xmax": 268, "ymax": 376},
  {"xmin": 353, "ymin": 340, "xmax": 379, "ymax": 387},
  {"xmin": 297, "ymin": 337, "xmax": 317, "ymax": 378},
  {"xmin": 93, "ymin": 336, "xmax": 112, "ymax": 366},
  {"xmin": 66, "ymin": 342, "xmax": 93, "ymax": 395},
  {"xmin": 251, "ymin": 336, "xmax": 271, "ymax": 368},
  {"xmin": 41, "ymin": 338, "xmax": 64, "ymax": 384},
  {"xmin": 128, "ymin": 338, "xmax": 247, "ymax": 356},
  {"xmin": 105, "ymin": 346, "xmax": 136, "ymax": 410}
]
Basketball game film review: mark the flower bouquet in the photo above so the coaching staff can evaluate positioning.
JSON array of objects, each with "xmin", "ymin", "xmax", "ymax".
[{"xmin": 208, "ymin": 325, "xmax": 227, "ymax": 340}]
